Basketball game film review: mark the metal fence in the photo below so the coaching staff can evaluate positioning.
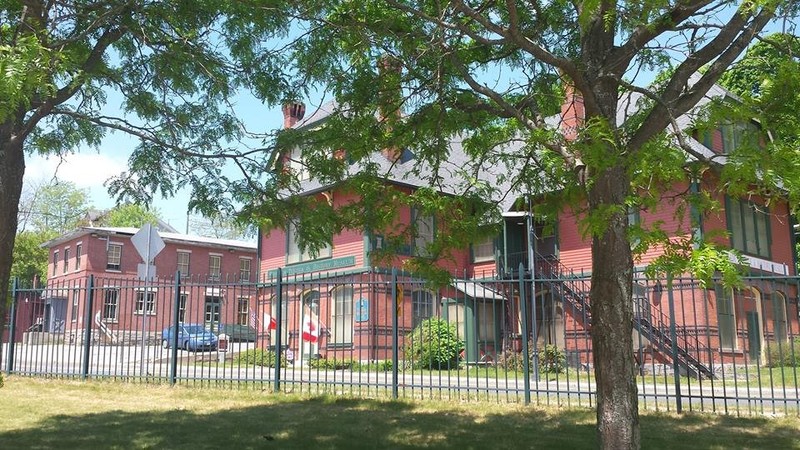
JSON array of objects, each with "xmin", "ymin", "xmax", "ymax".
[{"xmin": 2, "ymin": 269, "xmax": 799, "ymax": 417}]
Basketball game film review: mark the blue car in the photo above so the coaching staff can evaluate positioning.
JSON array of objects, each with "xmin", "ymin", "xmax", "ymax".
[{"xmin": 161, "ymin": 324, "xmax": 218, "ymax": 351}]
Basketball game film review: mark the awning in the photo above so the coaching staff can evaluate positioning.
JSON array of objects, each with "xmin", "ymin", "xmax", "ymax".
[{"xmin": 453, "ymin": 281, "xmax": 505, "ymax": 300}]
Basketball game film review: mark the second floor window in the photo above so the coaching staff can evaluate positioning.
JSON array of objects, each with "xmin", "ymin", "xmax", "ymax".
[
  {"xmin": 177, "ymin": 251, "xmax": 190, "ymax": 277},
  {"xmin": 472, "ymin": 237, "xmax": 495, "ymax": 263},
  {"xmin": 330, "ymin": 286, "xmax": 353, "ymax": 345},
  {"xmin": 727, "ymin": 198, "xmax": 770, "ymax": 259},
  {"xmin": 287, "ymin": 221, "xmax": 331, "ymax": 264},
  {"xmin": 209, "ymin": 255, "xmax": 221, "ymax": 281},
  {"xmin": 63, "ymin": 248, "xmax": 70, "ymax": 274},
  {"xmin": 107, "ymin": 244, "xmax": 122, "ymax": 271},
  {"xmin": 53, "ymin": 251, "xmax": 59, "ymax": 276},
  {"xmin": 240, "ymin": 258, "xmax": 251, "ymax": 282},
  {"xmin": 75, "ymin": 244, "xmax": 82, "ymax": 271},
  {"xmin": 412, "ymin": 209, "xmax": 434, "ymax": 257}
]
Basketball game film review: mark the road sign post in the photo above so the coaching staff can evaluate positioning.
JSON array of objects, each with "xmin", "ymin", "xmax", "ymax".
[{"xmin": 131, "ymin": 224, "xmax": 165, "ymax": 377}]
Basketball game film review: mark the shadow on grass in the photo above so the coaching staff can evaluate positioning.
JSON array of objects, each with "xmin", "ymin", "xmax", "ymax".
[{"xmin": 0, "ymin": 396, "xmax": 797, "ymax": 449}]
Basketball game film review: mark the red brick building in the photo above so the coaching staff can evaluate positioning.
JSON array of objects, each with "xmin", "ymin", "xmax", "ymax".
[{"xmin": 41, "ymin": 227, "xmax": 257, "ymax": 343}]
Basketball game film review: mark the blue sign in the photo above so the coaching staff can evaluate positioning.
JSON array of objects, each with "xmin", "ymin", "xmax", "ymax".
[{"xmin": 355, "ymin": 298, "xmax": 369, "ymax": 322}]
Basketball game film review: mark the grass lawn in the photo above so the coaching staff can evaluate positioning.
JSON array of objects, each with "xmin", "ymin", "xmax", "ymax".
[{"xmin": 1, "ymin": 376, "xmax": 798, "ymax": 449}]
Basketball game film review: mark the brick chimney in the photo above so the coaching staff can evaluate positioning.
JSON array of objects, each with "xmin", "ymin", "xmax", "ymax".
[
  {"xmin": 560, "ymin": 80, "xmax": 584, "ymax": 141},
  {"xmin": 378, "ymin": 55, "xmax": 403, "ymax": 162},
  {"xmin": 282, "ymin": 102, "xmax": 306, "ymax": 129}
]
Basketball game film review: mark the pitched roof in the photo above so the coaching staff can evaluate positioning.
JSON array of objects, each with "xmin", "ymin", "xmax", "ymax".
[{"xmin": 42, "ymin": 226, "xmax": 257, "ymax": 251}]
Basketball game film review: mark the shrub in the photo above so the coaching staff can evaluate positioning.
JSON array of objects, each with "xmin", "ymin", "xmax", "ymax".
[
  {"xmin": 496, "ymin": 341, "xmax": 566, "ymax": 374},
  {"xmin": 235, "ymin": 349, "xmax": 285, "ymax": 367},
  {"xmin": 403, "ymin": 318, "xmax": 463, "ymax": 369},
  {"xmin": 765, "ymin": 338, "xmax": 800, "ymax": 368},
  {"xmin": 308, "ymin": 357, "xmax": 355, "ymax": 370}
]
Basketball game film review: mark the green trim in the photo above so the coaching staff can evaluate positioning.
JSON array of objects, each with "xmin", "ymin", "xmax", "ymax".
[{"xmin": 265, "ymin": 257, "xmax": 360, "ymax": 280}]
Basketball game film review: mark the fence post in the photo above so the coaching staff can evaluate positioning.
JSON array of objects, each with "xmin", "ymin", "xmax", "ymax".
[
  {"xmin": 519, "ymin": 263, "xmax": 531, "ymax": 405},
  {"xmin": 274, "ymin": 268, "xmax": 283, "ymax": 393},
  {"xmin": 667, "ymin": 273, "xmax": 683, "ymax": 413},
  {"xmin": 391, "ymin": 268, "xmax": 399, "ymax": 400},
  {"xmin": 81, "ymin": 275, "xmax": 95, "ymax": 380},
  {"xmin": 5, "ymin": 278, "xmax": 19, "ymax": 375},
  {"xmin": 170, "ymin": 271, "xmax": 181, "ymax": 385}
]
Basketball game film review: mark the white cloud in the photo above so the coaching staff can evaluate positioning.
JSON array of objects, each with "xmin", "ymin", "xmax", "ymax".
[{"xmin": 25, "ymin": 152, "xmax": 127, "ymax": 189}]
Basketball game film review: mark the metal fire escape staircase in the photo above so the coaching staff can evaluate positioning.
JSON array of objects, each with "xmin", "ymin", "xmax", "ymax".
[{"xmin": 532, "ymin": 255, "xmax": 715, "ymax": 380}]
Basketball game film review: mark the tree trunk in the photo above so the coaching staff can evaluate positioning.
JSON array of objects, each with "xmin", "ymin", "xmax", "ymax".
[
  {"xmin": 588, "ymin": 162, "xmax": 639, "ymax": 449},
  {"xmin": 0, "ymin": 124, "xmax": 27, "ymax": 371}
]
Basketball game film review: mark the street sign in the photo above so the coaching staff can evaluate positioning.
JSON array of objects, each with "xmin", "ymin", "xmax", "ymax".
[{"xmin": 131, "ymin": 223, "xmax": 165, "ymax": 263}]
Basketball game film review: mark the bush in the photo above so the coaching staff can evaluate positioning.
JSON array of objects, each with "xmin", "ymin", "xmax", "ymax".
[
  {"xmin": 403, "ymin": 318, "xmax": 463, "ymax": 370},
  {"xmin": 308, "ymin": 357, "xmax": 355, "ymax": 370},
  {"xmin": 496, "ymin": 341, "xmax": 566, "ymax": 374},
  {"xmin": 765, "ymin": 338, "xmax": 800, "ymax": 368},
  {"xmin": 235, "ymin": 349, "xmax": 285, "ymax": 367}
]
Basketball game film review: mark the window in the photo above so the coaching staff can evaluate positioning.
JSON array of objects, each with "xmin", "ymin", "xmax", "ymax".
[
  {"xmin": 240, "ymin": 258, "xmax": 251, "ymax": 282},
  {"xmin": 237, "ymin": 297, "xmax": 250, "ymax": 326},
  {"xmin": 106, "ymin": 244, "xmax": 122, "ymax": 271},
  {"xmin": 412, "ymin": 290, "xmax": 434, "ymax": 328},
  {"xmin": 178, "ymin": 293, "xmax": 188, "ymax": 322},
  {"xmin": 412, "ymin": 209, "xmax": 434, "ymax": 257},
  {"xmin": 476, "ymin": 301, "xmax": 496, "ymax": 342},
  {"xmin": 447, "ymin": 302, "xmax": 465, "ymax": 339},
  {"xmin": 63, "ymin": 248, "xmax": 70, "ymax": 274},
  {"xmin": 102, "ymin": 289, "xmax": 119, "ymax": 321},
  {"xmin": 472, "ymin": 237, "xmax": 495, "ymax": 263},
  {"xmin": 773, "ymin": 292, "xmax": 788, "ymax": 342},
  {"xmin": 71, "ymin": 288, "xmax": 79, "ymax": 322},
  {"xmin": 715, "ymin": 285, "xmax": 736, "ymax": 350},
  {"xmin": 330, "ymin": 286, "xmax": 353, "ymax": 345},
  {"xmin": 204, "ymin": 296, "xmax": 222, "ymax": 331},
  {"xmin": 75, "ymin": 244, "xmax": 82, "ymax": 271},
  {"xmin": 288, "ymin": 147, "xmax": 310, "ymax": 181},
  {"xmin": 727, "ymin": 198, "xmax": 770, "ymax": 258},
  {"xmin": 53, "ymin": 251, "xmax": 59, "ymax": 276},
  {"xmin": 287, "ymin": 222, "xmax": 331, "ymax": 264},
  {"xmin": 721, "ymin": 122, "xmax": 759, "ymax": 154},
  {"xmin": 209, "ymin": 255, "xmax": 221, "ymax": 281},
  {"xmin": 177, "ymin": 251, "xmax": 190, "ymax": 277},
  {"xmin": 135, "ymin": 290, "xmax": 156, "ymax": 315}
]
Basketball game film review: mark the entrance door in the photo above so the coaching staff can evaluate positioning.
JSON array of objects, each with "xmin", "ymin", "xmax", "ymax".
[
  {"xmin": 746, "ymin": 311, "xmax": 762, "ymax": 364},
  {"xmin": 204, "ymin": 296, "xmax": 222, "ymax": 332}
]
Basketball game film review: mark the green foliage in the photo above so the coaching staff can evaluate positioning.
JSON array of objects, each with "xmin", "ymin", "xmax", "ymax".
[
  {"xmin": 11, "ymin": 231, "xmax": 55, "ymax": 284},
  {"xmin": 19, "ymin": 181, "xmax": 89, "ymax": 234},
  {"xmin": 765, "ymin": 338, "xmax": 800, "ymax": 368},
  {"xmin": 403, "ymin": 318, "xmax": 463, "ymax": 370},
  {"xmin": 308, "ymin": 357, "xmax": 356, "ymax": 370},
  {"xmin": 235, "ymin": 349, "xmax": 285, "ymax": 368},
  {"xmin": 99, "ymin": 204, "xmax": 163, "ymax": 228},
  {"xmin": 496, "ymin": 341, "xmax": 566, "ymax": 374}
]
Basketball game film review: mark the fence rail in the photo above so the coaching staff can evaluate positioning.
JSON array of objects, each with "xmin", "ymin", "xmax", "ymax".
[{"xmin": 2, "ymin": 269, "xmax": 799, "ymax": 417}]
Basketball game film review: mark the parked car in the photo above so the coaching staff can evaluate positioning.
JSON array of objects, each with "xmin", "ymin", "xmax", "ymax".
[
  {"xmin": 217, "ymin": 323, "xmax": 257, "ymax": 342},
  {"xmin": 161, "ymin": 324, "xmax": 218, "ymax": 351}
]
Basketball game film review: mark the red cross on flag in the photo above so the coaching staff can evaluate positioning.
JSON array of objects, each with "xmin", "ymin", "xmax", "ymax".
[
  {"xmin": 262, "ymin": 313, "xmax": 277, "ymax": 330},
  {"xmin": 302, "ymin": 316, "xmax": 319, "ymax": 343}
]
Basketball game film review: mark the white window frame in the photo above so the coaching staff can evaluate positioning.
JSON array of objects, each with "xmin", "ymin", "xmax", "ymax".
[
  {"xmin": 75, "ymin": 243, "xmax": 82, "ymax": 271},
  {"xmin": 209, "ymin": 254, "xmax": 222, "ymax": 281},
  {"xmin": 177, "ymin": 250, "xmax": 190, "ymax": 277},
  {"xmin": 106, "ymin": 243, "xmax": 122, "ymax": 271},
  {"xmin": 330, "ymin": 286, "xmax": 354, "ymax": 345},
  {"xmin": 134, "ymin": 289, "xmax": 157, "ymax": 316},
  {"xmin": 102, "ymin": 288, "xmax": 119, "ymax": 322},
  {"xmin": 413, "ymin": 209, "xmax": 434, "ymax": 257},
  {"xmin": 288, "ymin": 147, "xmax": 310, "ymax": 181},
  {"xmin": 412, "ymin": 290, "xmax": 435, "ymax": 328},
  {"xmin": 472, "ymin": 237, "xmax": 495, "ymax": 263},
  {"xmin": 63, "ymin": 247, "xmax": 70, "ymax": 274},
  {"xmin": 239, "ymin": 258, "xmax": 252, "ymax": 282},
  {"xmin": 237, "ymin": 297, "xmax": 250, "ymax": 326}
]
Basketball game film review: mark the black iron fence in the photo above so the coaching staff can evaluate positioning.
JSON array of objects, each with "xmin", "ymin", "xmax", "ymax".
[{"xmin": 2, "ymin": 269, "xmax": 799, "ymax": 416}]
